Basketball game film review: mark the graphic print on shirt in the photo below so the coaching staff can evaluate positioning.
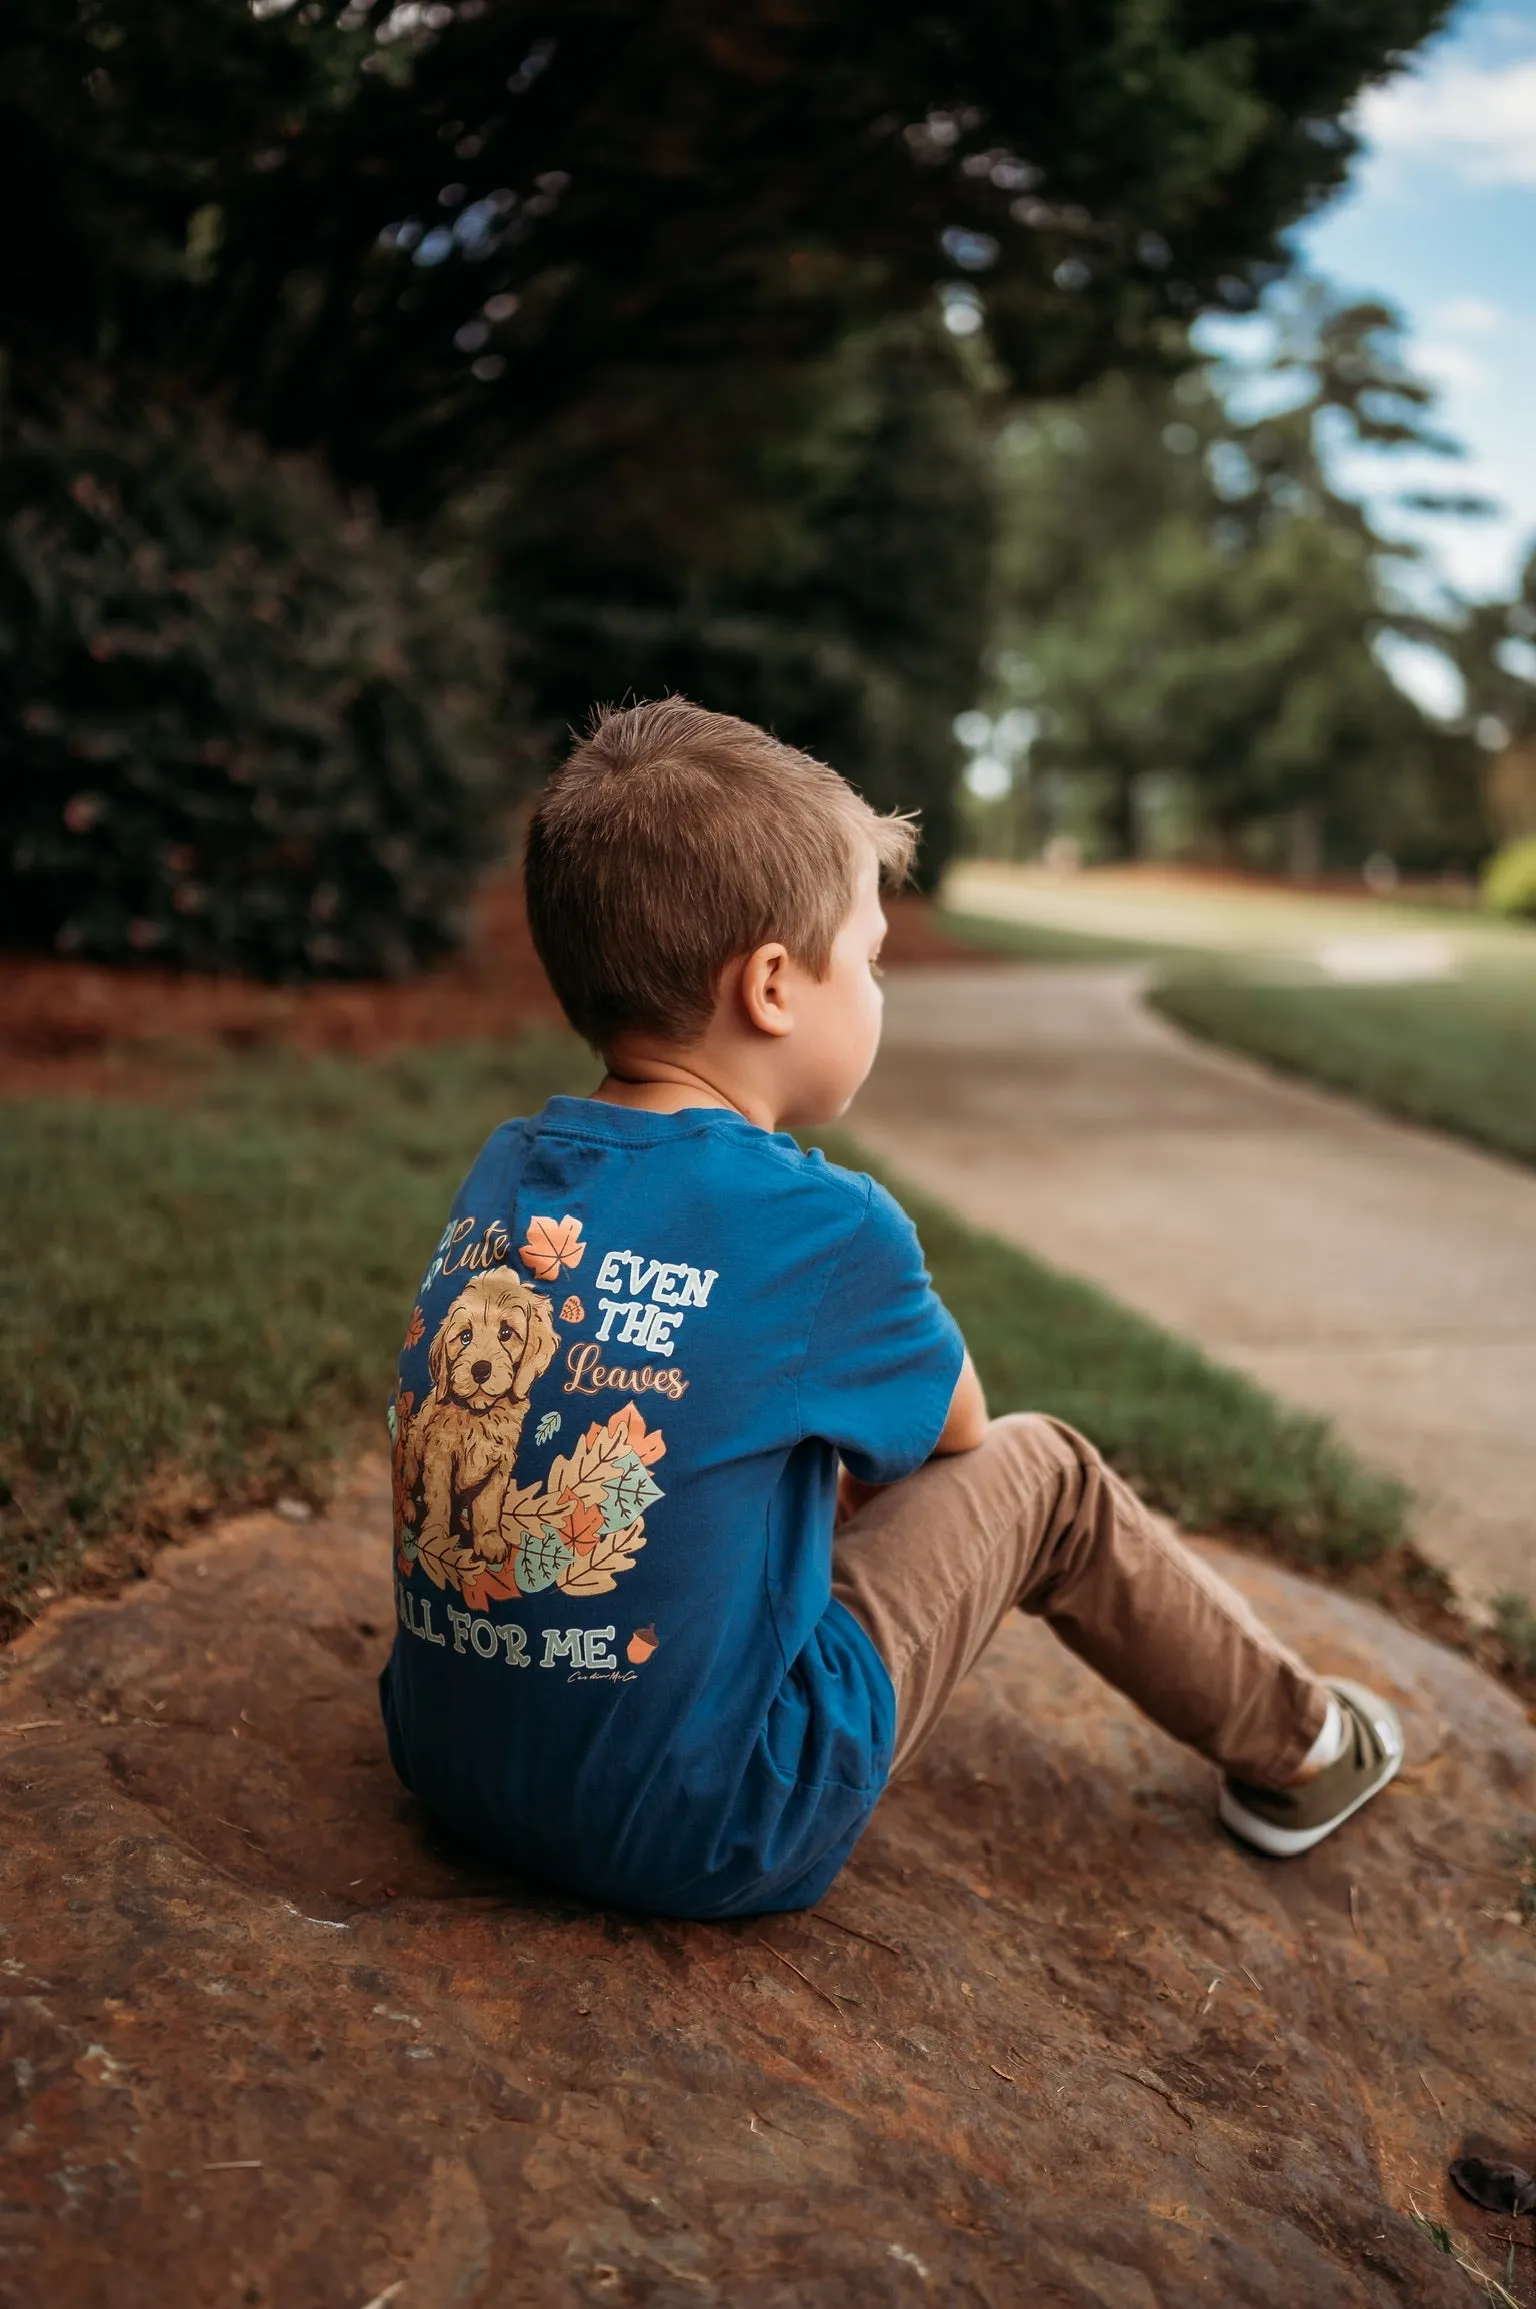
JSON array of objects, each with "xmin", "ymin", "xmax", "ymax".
[
  {"xmin": 518, "ymin": 1211, "xmax": 587, "ymax": 1282},
  {"xmin": 391, "ymin": 1215, "xmax": 675, "ymax": 1619}
]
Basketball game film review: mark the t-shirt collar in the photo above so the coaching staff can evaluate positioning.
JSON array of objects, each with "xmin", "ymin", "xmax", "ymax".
[{"xmin": 537, "ymin": 1094, "xmax": 783, "ymax": 1146}]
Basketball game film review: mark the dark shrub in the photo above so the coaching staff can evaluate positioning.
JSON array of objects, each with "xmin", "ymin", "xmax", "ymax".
[{"xmin": 0, "ymin": 389, "xmax": 509, "ymax": 977}]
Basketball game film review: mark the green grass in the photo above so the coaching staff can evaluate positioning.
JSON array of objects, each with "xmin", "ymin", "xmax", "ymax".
[
  {"xmin": 0, "ymin": 1037, "xmax": 1405, "ymax": 1620},
  {"xmin": 0, "ymin": 1035, "xmax": 596, "ymax": 1611},
  {"xmin": 1150, "ymin": 970, "xmax": 1536, "ymax": 1171},
  {"xmin": 933, "ymin": 906, "xmax": 1179, "ymax": 966},
  {"xmin": 1493, "ymin": 1591, "xmax": 1536, "ymax": 1680}
]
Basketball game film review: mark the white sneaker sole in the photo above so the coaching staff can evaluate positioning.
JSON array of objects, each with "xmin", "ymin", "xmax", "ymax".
[{"xmin": 1218, "ymin": 1679, "xmax": 1404, "ymax": 1858}]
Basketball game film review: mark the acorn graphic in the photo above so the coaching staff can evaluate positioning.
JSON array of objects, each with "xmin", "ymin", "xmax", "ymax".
[{"xmin": 626, "ymin": 1625, "xmax": 658, "ymax": 1665}]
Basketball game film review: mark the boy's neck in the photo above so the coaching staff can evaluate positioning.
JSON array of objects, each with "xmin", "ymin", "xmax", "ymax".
[{"xmin": 594, "ymin": 1059, "xmax": 776, "ymax": 1133}]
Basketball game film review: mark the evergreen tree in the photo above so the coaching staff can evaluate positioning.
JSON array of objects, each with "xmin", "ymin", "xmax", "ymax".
[
  {"xmin": 985, "ymin": 294, "xmax": 1486, "ymax": 872},
  {"xmin": 1454, "ymin": 551, "xmax": 1536, "ymax": 752}
]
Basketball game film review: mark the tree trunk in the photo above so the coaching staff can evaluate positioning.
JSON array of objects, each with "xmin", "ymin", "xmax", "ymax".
[
  {"xmin": 1287, "ymin": 805, "xmax": 1321, "ymax": 883},
  {"xmin": 1105, "ymin": 770, "xmax": 1139, "ymax": 861}
]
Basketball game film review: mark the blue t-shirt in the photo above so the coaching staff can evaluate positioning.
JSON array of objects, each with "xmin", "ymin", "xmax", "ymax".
[{"xmin": 379, "ymin": 1096, "xmax": 964, "ymax": 1918}]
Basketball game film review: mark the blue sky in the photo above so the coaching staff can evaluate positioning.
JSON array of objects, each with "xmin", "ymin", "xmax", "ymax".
[{"xmin": 1268, "ymin": 0, "xmax": 1536, "ymax": 610}]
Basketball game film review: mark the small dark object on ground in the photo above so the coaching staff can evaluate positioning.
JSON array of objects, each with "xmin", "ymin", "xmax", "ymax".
[{"xmin": 1449, "ymin": 2157, "xmax": 1536, "ymax": 2217}]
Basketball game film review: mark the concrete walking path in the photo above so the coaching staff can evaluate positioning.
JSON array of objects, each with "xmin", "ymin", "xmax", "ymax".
[{"xmin": 852, "ymin": 965, "xmax": 1536, "ymax": 1605}]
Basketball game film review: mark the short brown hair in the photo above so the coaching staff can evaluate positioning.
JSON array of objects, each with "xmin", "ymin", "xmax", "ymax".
[{"xmin": 524, "ymin": 697, "xmax": 917, "ymax": 1049}]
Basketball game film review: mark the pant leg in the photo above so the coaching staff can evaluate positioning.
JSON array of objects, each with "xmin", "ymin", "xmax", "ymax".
[{"xmin": 831, "ymin": 1412, "xmax": 1328, "ymax": 1786}]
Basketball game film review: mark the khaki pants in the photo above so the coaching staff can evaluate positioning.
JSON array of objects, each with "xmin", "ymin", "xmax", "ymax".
[{"xmin": 832, "ymin": 1413, "xmax": 1328, "ymax": 1787}]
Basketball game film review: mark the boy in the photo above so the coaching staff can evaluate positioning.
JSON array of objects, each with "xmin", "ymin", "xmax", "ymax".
[{"xmin": 380, "ymin": 699, "xmax": 1402, "ymax": 1918}]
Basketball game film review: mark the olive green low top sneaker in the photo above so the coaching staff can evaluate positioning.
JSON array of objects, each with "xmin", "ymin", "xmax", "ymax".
[{"xmin": 1218, "ymin": 1679, "xmax": 1404, "ymax": 1858}]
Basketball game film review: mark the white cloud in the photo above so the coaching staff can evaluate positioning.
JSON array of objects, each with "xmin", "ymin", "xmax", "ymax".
[
  {"xmin": 1418, "ymin": 302, "xmax": 1536, "ymax": 397},
  {"xmin": 1355, "ymin": 55, "xmax": 1536, "ymax": 186},
  {"xmin": 1415, "ymin": 339, "xmax": 1494, "ymax": 390},
  {"xmin": 1429, "ymin": 296, "xmax": 1508, "ymax": 333}
]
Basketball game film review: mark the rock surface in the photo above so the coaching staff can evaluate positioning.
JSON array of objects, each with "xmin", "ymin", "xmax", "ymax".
[{"xmin": 3, "ymin": 1461, "xmax": 1534, "ymax": 2308}]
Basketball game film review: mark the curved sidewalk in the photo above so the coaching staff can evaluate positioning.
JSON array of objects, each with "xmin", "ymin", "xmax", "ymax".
[{"xmin": 851, "ymin": 966, "xmax": 1536, "ymax": 1605}]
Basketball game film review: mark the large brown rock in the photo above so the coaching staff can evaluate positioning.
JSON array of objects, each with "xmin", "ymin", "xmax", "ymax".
[{"xmin": 2, "ymin": 1462, "xmax": 1532, "ymax": 2307}]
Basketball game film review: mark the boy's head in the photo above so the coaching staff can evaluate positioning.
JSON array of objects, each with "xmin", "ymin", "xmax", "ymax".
[{"xmin": 525, "ymin": 699, "xmax": 916, "ymax": 1115}]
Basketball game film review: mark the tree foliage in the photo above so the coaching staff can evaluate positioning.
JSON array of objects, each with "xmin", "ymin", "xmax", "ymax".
[
  {"xmin": 2, "ymin": 0, "xmax": 1455, "ymax": 501},
  {"xmin": 1454, "ymin": 550, "xmax": 1536, "ymax": 749},
  {"xmin": 0, "ymin": 0, "xmax": 1464, "ymax": 949},
  {"xmin": 484, "ymin": 316, "xmax": 993, "ymax": 881},
  {"xmin": 0, "ymin": 389, "xmax": 504, "ymax": 975}
]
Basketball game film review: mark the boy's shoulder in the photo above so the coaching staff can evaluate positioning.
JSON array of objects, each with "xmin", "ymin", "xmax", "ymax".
[
  {"xmin": 782, "ymin": 1135, "xmax": 882, "ymax": 1220},
  {"xmin": 469, "ymin": 1103, "xmax": 909, "ymax": 1272},
  {"xmin": 520, "ymin": 1100, "xmax": 879, "ymax": 1204},
  {"xmin": 503, "ymin": 1103, "xmax": 910, "ymax": 1256}
]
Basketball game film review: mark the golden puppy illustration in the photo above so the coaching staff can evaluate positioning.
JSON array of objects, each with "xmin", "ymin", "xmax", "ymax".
[{"xmin": 404, "ymin": 1271, "xmax": 558, "ymax": 1568}]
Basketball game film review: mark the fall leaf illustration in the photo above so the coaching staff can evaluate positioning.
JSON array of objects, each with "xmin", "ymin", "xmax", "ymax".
[
  {"xmin": 519, "ymin": 1213, "xmax": 586, "ymax": 1281},
  {"xmin": 403, "ymin": 1304, "xmax": 425, "ymax": 1350},
  {"xmin": 535, "ymin": 1410, "xmax": 562, "ymax": 1445},
  {"xmin": 560, "ymin": 1294, "xmax": 585, "ymax": 1324},
  {"xmin": 413, "ymin": 1525, "xmax": 460, "ymax": 1591},
  {"xmin": 558, "ymin": 1521, "xmax": 647, "ymax": 1597},
  {"xmin": 544, "ymin": 1410, "xmax": 662, "ymax": 1518},
  {"xmin": 605, "ymin": 1400, "xmax": 666, "ymax": 1468},
  {"xmin": 459, "ymin": 1558, "xmax": 526, "ymax": 1612},
  {"xmin": 557, "ymin": 1498, "xmax": 604, "ymax": 1554},
  {"xmin": 502, "ymin": 1481, "xmax": 555, "ymax": 1551},
  {"xmin": 400, "ymin": 1396, "xmax": 662, "ymax": 1608},
  {"xmin": 603, "ymin": 1452, "xmax": 663, "ymax": 1533},
  {"xmin": 514, "ymin": 1524, "xmax": 575, "ymax": 1594}
]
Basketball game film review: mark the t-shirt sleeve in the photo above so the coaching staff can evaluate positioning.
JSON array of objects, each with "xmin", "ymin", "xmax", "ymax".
[{"xmin": 796, "ymin": 1177, "xmax": 967, "ymax": 1485}]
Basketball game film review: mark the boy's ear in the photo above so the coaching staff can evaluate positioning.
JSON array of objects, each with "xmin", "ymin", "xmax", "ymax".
[{"xmin": 738, "ymin": 942, "xmax": 794, "ymax": 1038}]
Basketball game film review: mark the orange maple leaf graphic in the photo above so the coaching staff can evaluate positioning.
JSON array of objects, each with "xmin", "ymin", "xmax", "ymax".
[
  {"xmin": 458, "ymin": 1560, "xmax": 525, "ymax": 1613},
  {"xmin": 558, "ymin": 1499, "xmax": 603, "ymax": 1554},
  {"xmin": 519, "ymin": 1213, "xmax": 586, "ymax": 1281},
  {"xmin": 402, "ymin": 1304, "xmax": 424, "ymax": 1350},
  {"xmin": 602, "ymin": 1401, "xmax": 666, "ymax": 1467}
]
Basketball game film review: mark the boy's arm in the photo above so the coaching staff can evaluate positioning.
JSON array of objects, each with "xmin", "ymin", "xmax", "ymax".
[
  {"xmin": 837, "ymin": 1351, "xmax": 987, "ymax": 1523},
  {"xmin": 931, "ymin": 1349, "xmax": 988, "ymax": 1455}
]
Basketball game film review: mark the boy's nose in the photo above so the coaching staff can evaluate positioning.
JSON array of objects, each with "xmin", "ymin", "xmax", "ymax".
[{"xmin": 470, "ymin": 1358, "xmax": 493, "ymax": 1385}]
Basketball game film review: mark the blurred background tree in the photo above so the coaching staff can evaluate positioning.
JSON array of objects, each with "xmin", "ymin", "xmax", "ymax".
[
  {"xmin": 1454, "ymin": 551, "xmax": 1536, "ymax": 916},
  {"xmin": 968, "ymin": 290, "xmax": 1491, "ymax": 876},
  {"xmin": 482, "ymin": 314, "xmax": 994, "ymax": 878},
  {"xmin": 0, "ymin": 0, "xmax": 1472, "ymax": 967}
]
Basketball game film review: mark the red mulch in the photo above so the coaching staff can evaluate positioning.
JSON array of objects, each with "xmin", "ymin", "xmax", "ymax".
[{"xmin": 0, "ymin": 882, "xmax": 987, "ymax": 1098}]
